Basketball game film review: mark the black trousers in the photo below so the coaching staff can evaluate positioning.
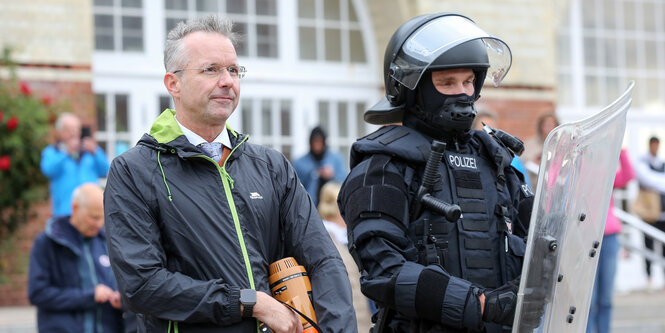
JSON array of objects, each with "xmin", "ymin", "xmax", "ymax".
[{"xmin": 644, "ymin": 220, "xmax": 665, "ymax": 276}]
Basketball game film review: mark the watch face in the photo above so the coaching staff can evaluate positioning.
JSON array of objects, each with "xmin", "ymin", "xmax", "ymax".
[{"xmin": 241, "ymin": 289, "xmax": 256, "ymax": 304}]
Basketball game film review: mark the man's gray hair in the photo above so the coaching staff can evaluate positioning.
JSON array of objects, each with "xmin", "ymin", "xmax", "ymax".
[
  {"xmin": 164, "ymin": 15, "xmax": 238, "ymax": 73},
  {"xmin": 55, "ymin": 112, "xmax": 79, "ymax": 132}
]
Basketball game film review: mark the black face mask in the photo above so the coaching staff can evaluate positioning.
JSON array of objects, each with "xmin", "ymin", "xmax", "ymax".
[{"xmin": 414, "ymin": 72, "xmax": 478, "ymax": 134}]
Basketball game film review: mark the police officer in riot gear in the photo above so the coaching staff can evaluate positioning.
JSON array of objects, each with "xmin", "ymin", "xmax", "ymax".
[{"xmin": 338, "ymin": 13, "xmax": 534, "ymax": 332}]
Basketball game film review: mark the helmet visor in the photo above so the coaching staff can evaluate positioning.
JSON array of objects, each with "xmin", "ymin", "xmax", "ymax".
[{"xmin": 391, "ymin": 15, "xmax": 512, "ymax": 90}]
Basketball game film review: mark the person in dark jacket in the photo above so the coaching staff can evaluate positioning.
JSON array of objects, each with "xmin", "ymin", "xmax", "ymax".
[
  {"xmin": 103, "ymin": 15, "xmax": 355, "ymax": 333},
  {"xmin": 28, "ymin": 183, "xmax": 123, "ymax": 333},
  {"xmin": 293, "ymin": 126, "xmax": 347, "ymax": 205},
  {"xmin": 337, "ymin": 13, "xmax": 535, "ymax": 332}
]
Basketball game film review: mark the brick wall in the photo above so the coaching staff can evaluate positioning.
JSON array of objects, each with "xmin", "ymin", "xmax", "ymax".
[
  {"xmin": 26, "ymin": 79, "xmax": 97, "ymax": 129},
  {"xmin": 480, "ymin": 98, "xmax": 556, "ymax": 141},
  {"xmin": 0, "ymin": 201, "xmax": 50, "ymax": 306}
]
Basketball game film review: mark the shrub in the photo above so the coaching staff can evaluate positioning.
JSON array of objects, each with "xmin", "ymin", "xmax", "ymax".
[{"xmin": 0, "ymin": 48, "xmax": 52, "ymax": 238}]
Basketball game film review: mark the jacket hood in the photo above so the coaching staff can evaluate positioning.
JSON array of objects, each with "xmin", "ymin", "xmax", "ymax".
[
  {"xmin": 139, "ymin": 109, "xmax": 247, "ymax": 161},
  {"xmin": 45, "ymin": 216, "xmax": 106, "ymax": 256}
]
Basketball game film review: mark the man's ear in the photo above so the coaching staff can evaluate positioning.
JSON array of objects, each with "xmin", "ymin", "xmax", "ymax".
[{"xmin": 164, "ymin": 72, "xmax": 181, "ymax": 99}]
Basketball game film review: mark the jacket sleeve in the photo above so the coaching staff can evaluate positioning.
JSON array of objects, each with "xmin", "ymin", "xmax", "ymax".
[
  {"xmin": 92, "ymin": 146, "xmax": 110, "ymax": 177},
  {"xmin": 104, "ymin": 155, "xmax": 242, "ymax": 325},
  {"xmin": 614, "ymin": 149, "xmax": 635, "ymax": 188},
  {"xmin": 635, "ymin": 155, "xmax": 665, "ymax": 192},
  {"xmin": 28, "ymin": 234, "xmax": 97, "ymax": 311},
  {"xmin": 40, "ymin": 145, "xmax": 67, "ymax": 179},
  {"xmin": 277, "ymin": 155, "xmax": 357, "ymax": 333},
  {"xmin": 337, "ymin": 156, "xmax": 483, "ymax": 330},
  {"xmin": 332, "ymin": 152, "xmax": 348, "ymax": 184}
]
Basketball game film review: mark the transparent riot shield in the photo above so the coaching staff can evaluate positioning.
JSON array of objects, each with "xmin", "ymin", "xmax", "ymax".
[{"xmin": 512, "ymin": 81, "xmax": 634, "ymax": 333}]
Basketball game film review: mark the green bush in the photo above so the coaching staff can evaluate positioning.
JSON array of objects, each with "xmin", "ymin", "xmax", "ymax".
[{"xmin": 0, "ymin": 48, "xmax": 51, "ymax": 239}]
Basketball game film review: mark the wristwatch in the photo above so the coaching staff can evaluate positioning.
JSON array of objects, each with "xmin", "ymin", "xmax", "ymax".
[{"xmin": 240, "ymin": 289, "xmax": 256, "ymax": 318}]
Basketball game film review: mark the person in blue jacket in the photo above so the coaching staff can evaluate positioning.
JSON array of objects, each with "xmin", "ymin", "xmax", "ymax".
[
  {"xmin": 28, "ymin": 183, "xmax": 124, "ymax": 333},
  {"xmin": 40, "ymin": 113, "xmax": 109, "ymax": 217},
  {"xmin": 293, "ymin": 126, "xmax": 347, "ymax": 205}
]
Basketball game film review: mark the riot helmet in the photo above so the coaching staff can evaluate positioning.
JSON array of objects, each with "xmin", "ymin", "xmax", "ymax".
[{"xmin": 365, "ymin": 13, "xmax": 512, "ymax": 131}]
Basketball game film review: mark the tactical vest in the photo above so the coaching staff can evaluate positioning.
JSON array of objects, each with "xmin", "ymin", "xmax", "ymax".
[{"xmin": 349, "ymin": 125, "xmax": 527, "ymax": 289}]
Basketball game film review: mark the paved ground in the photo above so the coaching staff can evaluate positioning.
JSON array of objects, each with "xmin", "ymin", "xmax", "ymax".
[
  {"xmin": 2, "ymin": 289, "xmax": 665, "ymax": 333},
  {"xmin": 0, "ymin": 307, "xmax": 36, "ymax": 333}
]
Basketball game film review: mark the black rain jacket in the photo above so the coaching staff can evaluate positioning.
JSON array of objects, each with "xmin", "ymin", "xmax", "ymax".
[{"xmin": 104, "ymin": 109, "xmax": 356, "ymax": 332}]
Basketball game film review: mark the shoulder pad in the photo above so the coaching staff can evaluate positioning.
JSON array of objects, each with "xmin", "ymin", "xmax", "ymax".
[
  {"xmin": 350, "ymin": 125, "xmax": 431, "ymax": 168},
  {"xmin": 472, "ymin": 129, "xmax": 514, "ymax": 169}
]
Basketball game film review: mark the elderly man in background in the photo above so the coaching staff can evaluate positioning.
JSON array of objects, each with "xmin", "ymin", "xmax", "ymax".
[{"xmin": 28, "ymin": 183, "xmax": 123, "ymax": 333}]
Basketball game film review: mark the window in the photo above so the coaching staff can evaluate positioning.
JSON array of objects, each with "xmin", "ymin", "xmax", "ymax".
[
  {"xmin": 96, "ymin": 93, "xmax": 132, "ymax": 159},
  {"xmin": 558, "ymin": 0, "xmax": 665, "ymax": 109},
  {"xmin": 94, "ymin": 0, "xmax": 144, "ymax": 51},
  {"xmin": 164, "ymin": 0, "xmax": 279, "ymax": 58},
  {"xmin": 297, "ymin": 0, "xmax": 366, "ymax": 62},
  {"xmin": 317, "ymin": 99, "xmax": 368, "ymax": 167},
  {"xmin": 239, "ymin": 98, "xmax": 293, "ymax": 159},
  {"xmin": 159, "ymin": 95, "xmax": 173, "ymax": 112}
]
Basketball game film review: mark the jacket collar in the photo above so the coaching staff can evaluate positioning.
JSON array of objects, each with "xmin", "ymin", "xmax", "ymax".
[
  {"xmin": 45, "ymin": 216, "xmax": 106, "ymax": 256},
  {"xmin": 142, "ymin": 109, "xmax": 247, "ymax": 160}
]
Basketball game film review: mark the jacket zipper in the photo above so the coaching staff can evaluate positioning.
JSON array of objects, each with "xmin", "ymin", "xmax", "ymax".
[
  {"xmin": 199, "ymin": 135, "xmax": 260, "ymax": 333},
  {"xmin": 83, "ymin": 240, "xmax": 104, "ymax": 333}
]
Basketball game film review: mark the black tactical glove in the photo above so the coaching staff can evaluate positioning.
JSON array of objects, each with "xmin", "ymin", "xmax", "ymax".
[{"xmin": 482, "ymin": 278, "xmax": 519, "ymax": 326}]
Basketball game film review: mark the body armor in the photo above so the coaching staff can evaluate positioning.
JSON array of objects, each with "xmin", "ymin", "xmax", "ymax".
[{"xmin": 340, "ymin": 125, "xmax": 533, "ymax": 332}]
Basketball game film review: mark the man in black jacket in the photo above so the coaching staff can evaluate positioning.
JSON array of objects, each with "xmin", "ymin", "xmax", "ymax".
[
  {"xmin": 338, "ymin": 13, "xmax": 534, "ymax": 332},
  {"xmin": 104, "ymin": 15, "xmax": 355, "ymax": 333}
]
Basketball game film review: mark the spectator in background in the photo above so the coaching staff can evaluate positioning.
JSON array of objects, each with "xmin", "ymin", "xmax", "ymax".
[
  {"xmin": 40, "ymin": 113, "xmax": 109, "ymax": 217},
  {"xmin": 523, "ymin": 112, "xmax": 560, "ymax": 188},
  {"xmin": 635, "ymin": 136, "xmax": 665, "ymax": 285},
  {"xmin": 586, "ymin": 149, "xmax": 635, "ymax": 333},
  {"xmin": 317, "ymin": 182, "xmax": 372, "ymax": 333},
  {"xmin": 472, "ymin": 108, "xmax": 531, "ymax": 187},
  {"xmin": 28, "ymin": 183, "xmax": 123, "ymax": 333},
  {"xmin": 293, "ymin": 126, "xmax": 346, "ymax": 205}
]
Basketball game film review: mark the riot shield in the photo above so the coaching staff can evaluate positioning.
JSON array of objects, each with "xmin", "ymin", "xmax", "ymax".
[{"xmin": 512, "ymin": 81, "xmax": 634, "ymax": 333}]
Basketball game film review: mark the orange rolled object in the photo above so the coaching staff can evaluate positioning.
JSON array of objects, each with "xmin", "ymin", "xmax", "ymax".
[{"xmin": 268, "ymin": 257, "xmax": 318, "ymax": 333}]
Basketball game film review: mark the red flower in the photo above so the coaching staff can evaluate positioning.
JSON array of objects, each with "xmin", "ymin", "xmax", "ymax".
[
  {"xmin": 0, "ymin": 111, "xmax": 3, "ymax": 123},
  {"xmin": 20, "ymin": 82, "xmax": 31, "ymax": 96},
  {"xmin": 0, "ymin": 156, "xmax": 10, "ymax": 171},
  {"xmin": 42, "ymin": 96, "xmax": 52, "ymax": 106},
  {"xmin": 49, "ymin": 114, "xmax": 57, "ymax": 124},
  {"xmin": 6, "ymin": 117, "xmax": 18, "ymax": 131}
]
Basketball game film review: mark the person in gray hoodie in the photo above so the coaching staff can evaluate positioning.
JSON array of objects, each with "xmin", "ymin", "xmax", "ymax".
[{"xmin": 103, "ymin": 15, "xmax": 355, "ymax": 333}]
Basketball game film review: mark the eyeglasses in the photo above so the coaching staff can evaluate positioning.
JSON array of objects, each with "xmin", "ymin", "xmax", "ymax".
[{"xmin": 172, "ymin": 65, "xmax": 247, "ymax": 79}]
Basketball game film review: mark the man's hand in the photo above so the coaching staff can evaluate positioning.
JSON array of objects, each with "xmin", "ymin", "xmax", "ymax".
[
  {"xmin": 81, "ymin": 137, "xmax": 98, "ymax": 154},
  {"xmin": 482, "ymin": 278, "xmax": 519, "ymax": 326},
  {"xmin": 252, "ymin": 291, "xmax": 302, "ymax": 333},
  {"xmin": 94, "ymin": 284, "xmax": 115, "ymax": 303},
  {"xmin": 109, "ymin": 291, "xmax": 123, "ymax": 309},
  {"xmin": 479, "ymin": 292, "xmax": 486, "ymax": 316},
  {"xmin": 318, "ymin": 165, "xmax": 334, "ymax": 180}
]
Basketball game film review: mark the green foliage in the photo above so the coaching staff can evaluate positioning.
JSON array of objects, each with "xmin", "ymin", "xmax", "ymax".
[{"xmin": 0, "ymin": 48, "xmax": 51, "ymax": 238}]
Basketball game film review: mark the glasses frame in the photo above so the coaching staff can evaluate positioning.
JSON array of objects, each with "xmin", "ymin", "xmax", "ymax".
[{"xmin": 172, "ymin": 65, "xmax": 247, "ymax": 79}]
